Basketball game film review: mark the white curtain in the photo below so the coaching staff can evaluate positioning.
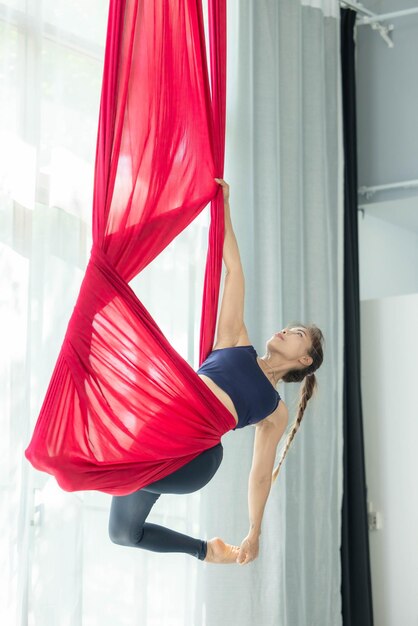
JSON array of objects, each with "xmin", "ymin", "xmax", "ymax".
[
  {"xmin": 207, "ymin": 2, "xmax": 344, "ymax": 624},
  {"xmin": 0, "ymin": 1, "xmax": 343, "ymax": 624}
]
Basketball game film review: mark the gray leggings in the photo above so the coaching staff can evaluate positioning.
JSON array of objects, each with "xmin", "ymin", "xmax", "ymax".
[{"xmin": 108, "ymin": 443, "xmax": 223, "ymax": 560}]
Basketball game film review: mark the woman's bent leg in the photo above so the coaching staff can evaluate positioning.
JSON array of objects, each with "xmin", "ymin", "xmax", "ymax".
[
  {"xmin": 108, "ymin": 443, "xmax": 223, "ymax": 560},
  {"xmin": 109, "ymin": 491, "xmax": 208, "ymax": 559}
]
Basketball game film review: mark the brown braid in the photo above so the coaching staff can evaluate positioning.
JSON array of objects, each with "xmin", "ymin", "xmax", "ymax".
[{"xmin": 271, "ymin": 322, "xmax": 324, "ymax": 485}]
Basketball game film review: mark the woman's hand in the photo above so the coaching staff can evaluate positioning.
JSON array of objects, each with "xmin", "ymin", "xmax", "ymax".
[
  {"xmin": 236, "ymin": 533, "xmax": 259, "ymax": 565},
  {"xmin": 214, "ymin": 178, "xmax": 230, "ymax": 204}
]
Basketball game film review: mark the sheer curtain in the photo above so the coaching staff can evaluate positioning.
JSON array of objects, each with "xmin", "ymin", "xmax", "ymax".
[{"xmin": 1, "ymin": 0, "xmax": 343, "ymax": 624}]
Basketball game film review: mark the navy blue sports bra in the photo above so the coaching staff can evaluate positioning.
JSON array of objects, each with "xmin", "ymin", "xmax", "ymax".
[{"xmin": 196, "ymin": 345, "xmax": 281, "ymax": 430}]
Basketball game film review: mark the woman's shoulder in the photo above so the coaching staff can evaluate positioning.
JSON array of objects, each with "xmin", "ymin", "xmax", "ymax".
[
  {"xmin": 256, "ymin": 398, "xmax": 288, "ymax": 431},
  {"xmin": 213, "ymin": 324, "xmax": 252, "ymax": 350}
]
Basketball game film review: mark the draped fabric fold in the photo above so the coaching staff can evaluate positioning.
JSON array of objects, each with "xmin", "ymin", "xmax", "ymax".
[{"xmin": 24, "ymin": 0, "xmax": 235, "ymax": 496}]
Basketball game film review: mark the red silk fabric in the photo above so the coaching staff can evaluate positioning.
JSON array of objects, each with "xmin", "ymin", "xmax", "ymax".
[{"xmin": 24, "ymin": 0, "xmax": 236, "ymax": 496}]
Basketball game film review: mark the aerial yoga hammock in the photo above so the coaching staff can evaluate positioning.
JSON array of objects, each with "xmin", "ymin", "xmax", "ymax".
[{"xmin": 24, "ymin": 0, "xmax": 237, "ymax": 497}]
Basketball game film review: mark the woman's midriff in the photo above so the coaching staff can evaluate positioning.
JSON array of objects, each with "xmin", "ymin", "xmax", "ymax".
[{"xmin": 197, "ymin": 374, "xmax": 239, "ymax": 426}]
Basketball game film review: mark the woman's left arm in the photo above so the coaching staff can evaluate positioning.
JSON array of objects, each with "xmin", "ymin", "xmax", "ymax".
[
  {"xmin": 236, "ymin": 476, "xmax": 270, "ymax": 564},
  {"xmin": 237, "ymin": 405, "xmax": 289, "ymax": 565}
]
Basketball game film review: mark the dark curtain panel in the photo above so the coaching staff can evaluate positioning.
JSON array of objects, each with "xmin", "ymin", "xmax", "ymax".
[{"xmin": 340, "ymin": 8, "xmax": 374, "ymax": 626}]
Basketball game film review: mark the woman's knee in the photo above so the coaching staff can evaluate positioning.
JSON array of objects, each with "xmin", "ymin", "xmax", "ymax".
[
  {"xmin": 108, "ymin": 522, "xmax": 128, "ymax": 545},
  {"xmin": 108, "ymin": 519, "xmax": 145, "ymax": 546},
  {"xmin": 108, "ymin": 490, "xmax": 160, "ymax": 546}
]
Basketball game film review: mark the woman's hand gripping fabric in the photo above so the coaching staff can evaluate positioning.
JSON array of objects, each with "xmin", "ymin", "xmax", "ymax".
[{"xmin": 214, "ymin": 178, "xmax": 230, "ymax": 204}]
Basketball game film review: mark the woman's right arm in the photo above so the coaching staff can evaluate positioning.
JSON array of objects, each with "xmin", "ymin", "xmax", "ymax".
[
  {"xmin": 215, "ymin": 178, "xmax": 243, "ymax": 272},
  {"xmin": 213, "ymin": 179, "xmax": 247, "ymax": 345},
  {"xmin": 223, "ymin": 201, "xmax": 244, "ymax": 273}
]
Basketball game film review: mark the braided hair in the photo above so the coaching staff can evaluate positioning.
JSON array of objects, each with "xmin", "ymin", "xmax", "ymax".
[{"xmin": 271, "ymin": 322, "xmax": 324, "ymax": 485}]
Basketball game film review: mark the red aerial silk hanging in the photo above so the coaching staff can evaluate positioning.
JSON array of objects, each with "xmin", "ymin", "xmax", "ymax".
[{"xmin": 24, "ymin": 0, "xmax": 236, "ymax": 496}]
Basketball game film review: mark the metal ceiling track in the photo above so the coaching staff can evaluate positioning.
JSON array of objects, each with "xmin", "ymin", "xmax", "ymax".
[
  {"xmin": 339, "ymin": 3, "xmax": 418, "ymax": 202},
  {"xmin": 339, "ymin": 1, "xmax": 418, "ymax": 47},
  {"xmin": 358, "ymin": 178, "xmax": 418, "ymax": 200}
]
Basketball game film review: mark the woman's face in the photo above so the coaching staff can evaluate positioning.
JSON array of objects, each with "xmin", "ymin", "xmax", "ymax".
[{"xmin": 267, "ymin": 326, "xmax": 313, "ymax": 365}]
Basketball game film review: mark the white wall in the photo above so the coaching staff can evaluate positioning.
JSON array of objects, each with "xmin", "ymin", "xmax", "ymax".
[
  {"xmin": 360, "ymin": 294, "xmax": 418, "ymax": 626},
  {"xmin": 359, "ymin": 212, "xmax": 418, "ymax": 300}
]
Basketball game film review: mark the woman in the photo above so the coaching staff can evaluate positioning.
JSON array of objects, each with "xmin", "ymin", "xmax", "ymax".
[{"xmin": 108, "ymin": 179, "xmax": 324, "ymax": 566}]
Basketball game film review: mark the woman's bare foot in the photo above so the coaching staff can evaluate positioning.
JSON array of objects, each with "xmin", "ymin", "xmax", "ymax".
[{"xmin": 204, "ymin": 537, "xmax": 240, "ymax": 564}]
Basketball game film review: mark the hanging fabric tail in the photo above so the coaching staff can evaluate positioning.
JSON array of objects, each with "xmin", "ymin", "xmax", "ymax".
[
  {"xmin": 24, "ymin": 0, "xmax": 235, "ymax": 496},
  {"xmin": 199, "ymin": 0, "xmax": 227, "ymax": 365}
]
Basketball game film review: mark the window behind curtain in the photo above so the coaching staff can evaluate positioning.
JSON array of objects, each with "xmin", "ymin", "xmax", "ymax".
[{"xmin": 0, "ymin": 2, "xmax": 212, "ymax": 623}]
